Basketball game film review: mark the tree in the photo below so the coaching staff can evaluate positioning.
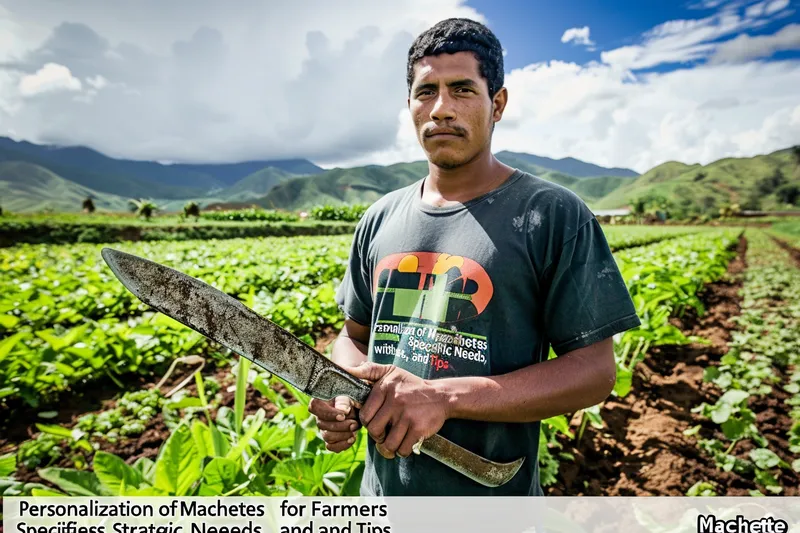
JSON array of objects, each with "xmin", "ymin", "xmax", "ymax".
[
  {"xmin": 792, "ymin": 145, "xmax": 800, "ymax": 166},
  {"xmin": 82, "ymin": 196, "xmax": 96, "ymax": 213},
  {"xmin": 776, "ymin": 183, "xmax": 800, "ymax": 206},
  {"xmin": 130, "ymin": 199, "xmax": 159, "ymax": 220},
  {"xmin": 183, "ymin": 201, "xmax": 200, "ymax": 221},
  {"xmin": 757, "ymin": 168, "xmax": 787, "ymax": 195}
]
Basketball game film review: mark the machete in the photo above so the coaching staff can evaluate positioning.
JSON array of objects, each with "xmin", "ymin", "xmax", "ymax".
[{"xmin": 101, "ymin": 247, "xmax": 524, "ymax": 488}]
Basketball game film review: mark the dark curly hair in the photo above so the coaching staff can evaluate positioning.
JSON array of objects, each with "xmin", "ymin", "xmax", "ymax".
[{"xmin": 406, "ymin": 18, "xmax": 504, "ymax": 98}]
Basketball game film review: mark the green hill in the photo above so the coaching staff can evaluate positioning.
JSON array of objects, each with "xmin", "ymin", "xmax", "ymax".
[
  {"xmin": 257, "ymin": 161, "xmax": 430, "ymax": 210},
  {"xmin": 257, "ymin": 154, "xmax": 635, "ymax": 210},
  {"xmin": 593, "ymin": 147, "xmax": 800, "ymax": 215},
  {"xmin": 218, "ymin": 167, "xmax": 297, "ymax": 203},
  {"xmin": 0, "ymin": 161, "xmax": 132, "ymax": 212}
]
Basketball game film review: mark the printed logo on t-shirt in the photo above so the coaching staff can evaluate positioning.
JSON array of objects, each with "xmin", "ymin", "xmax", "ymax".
[{"xmin": 370, "ymin": 252, "xmax": 493, "ymax": 376}]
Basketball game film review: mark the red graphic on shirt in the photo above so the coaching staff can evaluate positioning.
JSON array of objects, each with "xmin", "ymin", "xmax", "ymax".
[{"xmin": 373, "ymin": 252, "xmax": 493, "ymax": 324}]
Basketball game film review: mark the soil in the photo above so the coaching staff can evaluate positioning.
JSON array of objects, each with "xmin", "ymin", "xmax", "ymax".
[
  {"xmin": 3, "ymin": 327, "xmax": 341, "ymax": 486},
  {"xmin": 546, "ymin": 237, "xmax": 800, "ymax": 496},
  {"xmin": 770, "ymin": 235, "xmax": 800, "ymax": 269}
]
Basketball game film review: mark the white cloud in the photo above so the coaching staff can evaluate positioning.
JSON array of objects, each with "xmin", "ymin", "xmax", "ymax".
[
  {"xmin": 561, "ymin": 26, "xmax": 594, "ymax": 47},
  {"xmin": 711, "ymin": 23, "xmax": 800, "ymax": 63},
  {"xmin": 85, "ymin": 74, "xmax": 107, "ymax": 89},
  {"xmin": 0, "ymin": 0, "xmax": 798, "ymax": 178},
  {"xmin": 18, "ymin": 63, "xmax": 81, "ymax": 97},
  {"xmin": 0, "ymin": 0, "xmax": 485, "ymax": 163},
  {"xmin": 765, "ymin": 0, "xmax": 790, "ymax": 15}
]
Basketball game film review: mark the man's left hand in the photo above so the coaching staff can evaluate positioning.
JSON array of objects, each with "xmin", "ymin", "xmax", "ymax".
[{"xmin": 349, "ymin": 362, "xmax": 448, "ymax": 459}]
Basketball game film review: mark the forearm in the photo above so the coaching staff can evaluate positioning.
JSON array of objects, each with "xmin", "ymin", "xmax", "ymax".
[
  {"xmin": 330, "ymin": 330, "xmax": 369, "ymax": 368},
  {"xmin": 431, "ymin": 340, "xmax": 616, "ymax": 423}
]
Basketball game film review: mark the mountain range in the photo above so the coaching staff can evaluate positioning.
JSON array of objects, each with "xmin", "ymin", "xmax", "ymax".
[{"xmin": 0, "ymin": 135, "xmax": 798, "ymax": 215}]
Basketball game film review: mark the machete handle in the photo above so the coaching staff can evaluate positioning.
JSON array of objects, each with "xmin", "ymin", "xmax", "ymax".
[{"xmin": 307, "ymin": 363, "xmax": 525, "ymax": 488}]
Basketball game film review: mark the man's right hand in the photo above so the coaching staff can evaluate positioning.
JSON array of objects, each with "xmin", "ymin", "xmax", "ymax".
[{"xmin": 309, "ymin": 395, "xmax": 361, "ymax": 452}]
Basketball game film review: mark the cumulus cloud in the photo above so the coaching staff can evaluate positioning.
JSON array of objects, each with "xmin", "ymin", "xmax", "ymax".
[
  {"xmin": 561, "ymin": 26, "xmax": 594, "ymax": 47},
  {"xmin": 0, "ymin": 0, "xmax": 799, "ymax": 176},
  {"xmin": 0, "ymin": 0, "xmax": 484, "ymax": 163},
  {"xmin": 18, "ymin": 63, "xmax": 81, "ymax": 97}
]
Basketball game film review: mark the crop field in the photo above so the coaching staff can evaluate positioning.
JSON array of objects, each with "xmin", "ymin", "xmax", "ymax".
[{"xmin": 1, "ymin": 222, "xmax": 798, "ymax": 497}]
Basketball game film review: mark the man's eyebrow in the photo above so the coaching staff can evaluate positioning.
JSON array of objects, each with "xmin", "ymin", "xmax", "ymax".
[{"xmin": 414, "ymin": 79, "xmax": 478, "ymax": 92}]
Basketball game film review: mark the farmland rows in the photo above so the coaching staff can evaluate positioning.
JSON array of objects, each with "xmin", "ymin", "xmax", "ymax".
[
  {"xmin": 0, "ymin": 227, "xmax": 741, "ymax": 497},
  {"xmin": 0, "ymin": 226, "xmax": 704, "ymax": 409},
  {"xmin": 686, "ymin": 230, "xmax": 800, "ymax": 495},
  {"xmin": 537, "ymin": 229, "xmax": 741, "ymax": 485},
  {"xmin": 1, "ymin": 227, "xmax": 701, "ymax": 334}
]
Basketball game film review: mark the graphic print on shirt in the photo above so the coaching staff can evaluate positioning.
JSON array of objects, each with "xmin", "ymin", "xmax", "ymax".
[{"xmin": 370, "ymin": 252, "xmax": 493, "ymax": 377}]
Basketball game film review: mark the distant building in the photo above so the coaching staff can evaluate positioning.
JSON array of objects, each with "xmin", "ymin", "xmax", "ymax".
[{"xmin": 592, "ymin": 208, "xmax": 631, "ymax": 217}]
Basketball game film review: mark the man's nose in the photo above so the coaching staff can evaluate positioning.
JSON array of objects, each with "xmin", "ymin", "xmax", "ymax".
[{"xmin": 430, "ymin": 93, "xmax": 456, "ymax": 121}]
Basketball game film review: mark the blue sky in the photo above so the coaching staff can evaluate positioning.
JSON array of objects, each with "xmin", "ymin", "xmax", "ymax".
[
  {"xmin": 468, "ymin": 0, "xmax": 799, "ymax": 72},
  {"xmin": 0, "ymin": 0, "xmax": 798, "ymax": 173}
]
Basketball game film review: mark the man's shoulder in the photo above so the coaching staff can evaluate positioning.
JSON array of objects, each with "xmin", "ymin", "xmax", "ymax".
[
  {"xmin": 359, "ymin": 180, "xmax": 419, "ymax": 223},
  {"xmin": 511, "ymin": 170, "xmax": 595, "ymax": 229}
]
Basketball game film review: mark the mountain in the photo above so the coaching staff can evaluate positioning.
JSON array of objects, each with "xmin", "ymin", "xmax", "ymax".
[
  {"xmin": 257, "ymin": 153, "xmax": 636, "ymax": 210},
  {"xmin": 0, "ymin": 161, "xmax": 131, "ymax": 212},
  {"xmin": 496, "ymin": 151, "xmax": 639, "ymax": 178},
  {"xmin": 257, "ymin": 161, "xmax": 430, "ymax": 210},
  {"xmin": 217, "ymin": 167, "xmax": 297, "ymax": 203},
  {"xmin": 0, "ymin": 136, "xmax": 322, "ymax": 199},
  {"xmin": 593, "ymin": 147, "xmax": 800, "ymax": 214}
]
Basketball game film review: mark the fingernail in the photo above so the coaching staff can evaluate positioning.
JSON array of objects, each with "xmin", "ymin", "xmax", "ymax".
[
  {"xmin": 347, "ymin": 437, "xmax": 354, "ymax": 444},
  {"xmin": 336, "ymin": 414, "xmax": 344, "ymax": 421},
  {"xmin": 350, "ymin": 423, "xmax": 357, "ymax": 431}
]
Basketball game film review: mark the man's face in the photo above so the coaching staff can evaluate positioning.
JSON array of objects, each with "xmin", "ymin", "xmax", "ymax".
[{"xmin": 408, "ymin": 51, "xmax": 504, "ymax": 170}]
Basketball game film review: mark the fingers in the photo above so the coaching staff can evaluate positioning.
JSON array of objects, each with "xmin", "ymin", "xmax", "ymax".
[
  {"xmin": 317, "ymin": 416, "xmax": 360, "ymax": 433},
  {"xmin": 333, "ymin": 396, "xmax": 353, "ymax": 416},
  {"xmin": 397, "ymin": 431, "xmax": 423, "ymax": 459},
  {"xmin": 325, "ymin": 433, "xmax": 357, "ymax": 453},
  {"xmin": 348, "ymin": 361, "xmax": 395, "ymax": 383},
  {"xmin": 365, "ymin": 402, "xmax": 394, "ymax": 444},
  {"xmin": 309, "ymin": 396, "xmax": 351, "ymax": 422},
  {"xmin": 377, "ymin": 419, "xmax": 409, "ymax": 459}
]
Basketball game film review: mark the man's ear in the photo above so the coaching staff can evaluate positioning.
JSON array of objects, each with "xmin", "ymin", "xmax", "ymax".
[{"xmin": 492, "ymin": 87, "xmax": 508, "ymax": 122}]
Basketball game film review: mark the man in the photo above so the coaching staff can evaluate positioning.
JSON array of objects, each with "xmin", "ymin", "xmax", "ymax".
[{"xmin": 308, "ymin": 17, "xmax": 640, "ymax": 496}]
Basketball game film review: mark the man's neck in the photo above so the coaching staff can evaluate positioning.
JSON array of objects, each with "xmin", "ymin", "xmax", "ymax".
[{"xmin": 422, "ymin": 152, "xmax": 516, "ymax": 208}]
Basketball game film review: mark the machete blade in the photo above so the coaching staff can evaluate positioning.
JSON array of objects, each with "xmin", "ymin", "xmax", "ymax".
[{"xmin": 101, "ymin": 247, "xmax": 370, "ymax": 403}]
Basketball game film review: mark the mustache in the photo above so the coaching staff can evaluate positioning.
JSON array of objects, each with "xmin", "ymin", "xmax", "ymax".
[{"xmin": 424, "ymin": 126, "xmax": 467, "ymax": 137}]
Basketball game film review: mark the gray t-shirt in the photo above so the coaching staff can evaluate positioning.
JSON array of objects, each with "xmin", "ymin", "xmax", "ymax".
[{"xmin": 334, "ymin": 168, "xmax": 641, "ymax": 496}]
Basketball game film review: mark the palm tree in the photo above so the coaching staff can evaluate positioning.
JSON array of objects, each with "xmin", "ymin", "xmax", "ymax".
[{"xmin": 130, "ymin": 199, "xmax": 159, "ymax": 220}]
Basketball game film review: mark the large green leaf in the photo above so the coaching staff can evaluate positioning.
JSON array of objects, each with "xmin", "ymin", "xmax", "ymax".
[
  {"xmin": 38, "ymin": 468, "xmax": 110, "ymax": 496},
  {"xmin": 0, "ymin": 453, "xmax": 16, "ymax": 477},
  {"xmin": 133, "ymin": 457, "xmax": 156, "ymax": 485},
  {"xmin": 198, "ymin": 458, "xmax": 249, "ymax": 496},
  {"xmin": 154, "ymin": 423, "xmax": 201, "ymax": 495},
  {"xmin": 93, "ymin": 451, "xmax": 146, "ymax": 495}
]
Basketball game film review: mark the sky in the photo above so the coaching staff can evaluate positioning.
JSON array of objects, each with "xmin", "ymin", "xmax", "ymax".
[{"xmin": 0, "ymin": 0, "xmax": 798, "ymax": 174}]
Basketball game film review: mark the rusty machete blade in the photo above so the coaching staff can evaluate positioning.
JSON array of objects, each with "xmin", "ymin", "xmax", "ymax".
[
  {"xmin": 101, "ymin": 247, "xmax": 525, "ymax": 488},
  {"xmin": 100, "ymin": 247, "xmax": 371, "ymax": 402}
]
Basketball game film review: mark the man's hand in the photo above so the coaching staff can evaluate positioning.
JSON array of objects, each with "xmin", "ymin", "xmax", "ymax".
[
  {"xmin": 349, "ymin": 362, "xmax": 449, "ymax": 460},
  {"xmin": 309, "ymin": 395, "xmax": 361, "ymax": 452}
]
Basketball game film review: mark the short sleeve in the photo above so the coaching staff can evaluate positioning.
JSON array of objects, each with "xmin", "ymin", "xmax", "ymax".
[
  {"xmin": 543, "ymin": 217, "xmax": 641, "ymax": 355},
  {"xmin": 334, "ymin": 219, "xmax": 374, "ymax": 327}
]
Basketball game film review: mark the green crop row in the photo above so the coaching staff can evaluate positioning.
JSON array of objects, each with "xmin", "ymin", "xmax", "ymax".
[
  {"xmin": 540, "ymin": 230, "xmax": 741, "ymax": 486},
  {"xmin": 685, "ymin": 230, "xmax": 800, "ymax": 495},
  {"xmin": 1, "ymin": 235, "xmax": 353, "ymax": 332}
]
